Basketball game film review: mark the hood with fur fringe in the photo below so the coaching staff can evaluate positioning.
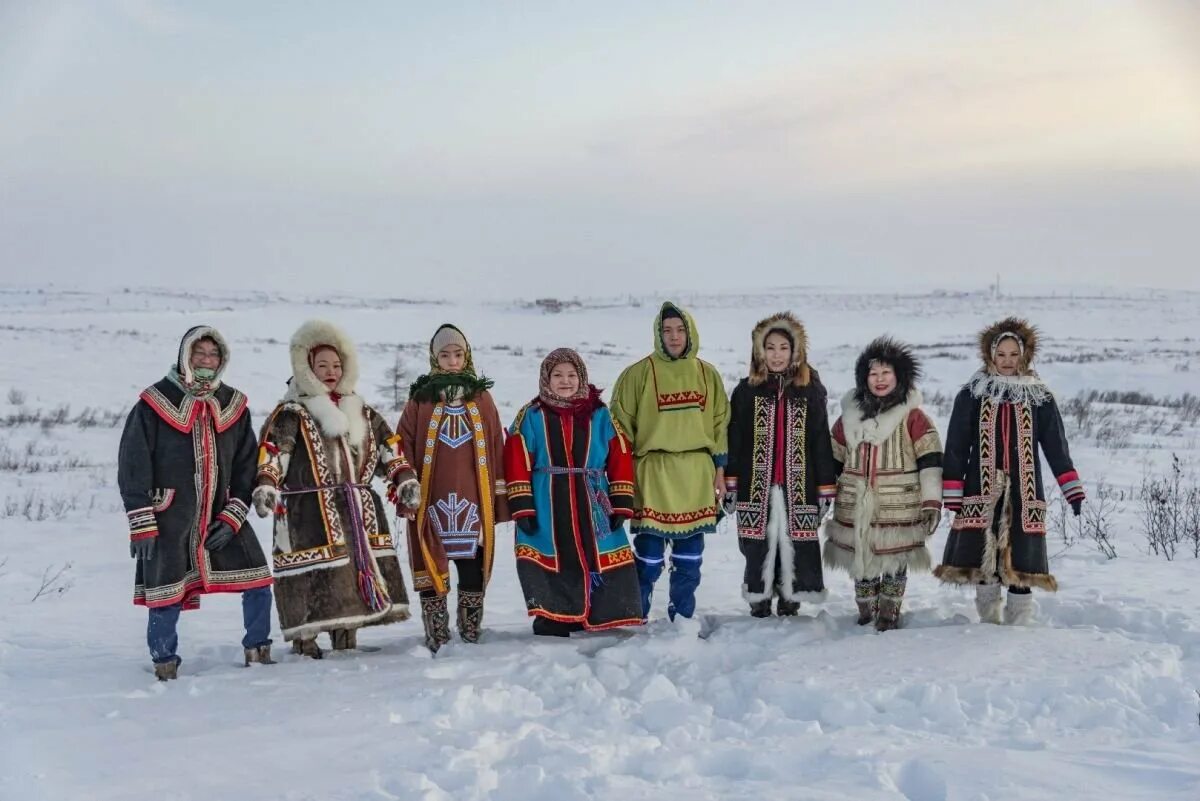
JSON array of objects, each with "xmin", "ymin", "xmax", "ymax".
[
  {"xmin": 285, "ymin": 319, "xmax": 366, "ymax": 443},
  {"xmin": 749, "ymin": 312, "xmax": 812, "ymax": 388},
  {"xmin": 170, "ymin": 325, "xmax": 230, "ymax": 395},
  {"xmin": 853, "ymin": 337, "xmax": 922, "ymax": 419},
  {"xmin": 979, "ymin": 316, "xmax": 1039, "ymax": 373}
]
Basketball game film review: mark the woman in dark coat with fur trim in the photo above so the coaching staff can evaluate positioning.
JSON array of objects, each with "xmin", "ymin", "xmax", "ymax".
[
  {"xmin": 823, "ymin": 338, "xmax": 943, "ymax": 631},
  {"xmin": 725, "ymin": 313, "xmax": 837, "ymax": 617},
  {"xmin": 935, "ymin": 318, "xmax": 1084, "ymax": 625}
]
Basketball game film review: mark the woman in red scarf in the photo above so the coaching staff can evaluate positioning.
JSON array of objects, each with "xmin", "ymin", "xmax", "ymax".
[{"xmin": 504, "ymin": 349, "xmax": 643, "ymax": 636}]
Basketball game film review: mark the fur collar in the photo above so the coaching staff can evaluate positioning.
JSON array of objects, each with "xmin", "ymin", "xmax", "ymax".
[
  {"xmin": 967, "ymin": 370, "xmax": 1052, "ymax": 406},
  {"xmin": 283, "ymin": 381, "xmax": 367, "ymax": 445},
  {"xmin": 839, "ymin": 388, "xmax": 922, "ymax": 446}
]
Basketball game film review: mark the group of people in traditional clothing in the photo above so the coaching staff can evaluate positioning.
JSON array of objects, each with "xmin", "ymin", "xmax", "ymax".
[{"xmin": 118, "ymin": 305, "xmax": 1084, "ymax": 679}]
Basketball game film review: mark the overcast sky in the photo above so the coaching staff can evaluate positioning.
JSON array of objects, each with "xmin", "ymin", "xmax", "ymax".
[{"xmin": 2, "ymin": 1, "xmax": 1198, "ymax": 295}]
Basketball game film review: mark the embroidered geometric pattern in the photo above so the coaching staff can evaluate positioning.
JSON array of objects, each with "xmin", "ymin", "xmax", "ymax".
[
  {"xmin": 216, "ymin": 497, "xmax": 250, "ymax": 531},
  {"xmin": 515, "ymin": 543, "xmax": 558, "ymax": 571},
  {"xmin": 737, "ymin": 394, "xmax": 774, "ymax": 538},
  {"xmin": 598, "ymin": 546, "xmax": 635, "ymax": 569},
  {"xmin": 437, "ymin": 406, "xmax": 473, "ymax": 448},
  {"xmin": 140, "ymin": 385, "xmax": 247, "ymax": 434},
  {"xmin": 429, "ymin": 492, "xmax": 481, "ymax": 559},
  {"xmin": 127, "ymin": 507, "xmax": 158, "ymax": 540},
  {"xmin": 785, "ymin": 398, "xmax": 813, "ymax": 538}
]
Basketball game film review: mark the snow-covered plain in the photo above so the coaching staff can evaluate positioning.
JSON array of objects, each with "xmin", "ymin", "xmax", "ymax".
[{"xmin": 1, "ymin": 285, "xmax": 1198, "ymax": 801}]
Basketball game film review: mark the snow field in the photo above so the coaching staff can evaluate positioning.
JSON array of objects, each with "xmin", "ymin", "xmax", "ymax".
[{"xmin": 1, "ymin": 286, "xmax": 1198, "ymax": 800}]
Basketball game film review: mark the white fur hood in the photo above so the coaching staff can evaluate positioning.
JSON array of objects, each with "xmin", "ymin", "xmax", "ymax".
[
  {"xmin": 285, "ymin": 319, "xmax": 366, "ymax": 443},
  {"xmin": 839, "ymin": 389, "xmax": 922, "ymax": 446}
]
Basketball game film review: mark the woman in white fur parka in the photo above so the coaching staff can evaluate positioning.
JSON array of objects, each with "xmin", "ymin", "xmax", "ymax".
[{"xmin": 822, "ymin": 338, "xmax": 944, "ymax": 631}]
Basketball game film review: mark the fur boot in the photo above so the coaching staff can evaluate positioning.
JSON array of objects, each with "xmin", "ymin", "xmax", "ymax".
[
  {"xmin": 749, "ymin": 598, "xmax": 773, "ymax": 618},
  {"xmin": 975, "ymin": 583, "xmax": 1004, "ymax": 624},
  {"xmin": 421, "ymin": 595, "xmax": 452, "ymax": 653},
  {"xmin": 876, "ymin": 572, "xmax": 907, "ymax": 631},
  {"xmin": 854, "ymin": 577, "xmax": 880, "ymax": 625},
  {"xmin": 244, "ymin": 644, "xmax": 275, "ymax": 666},
  {"xmin": 292, "ymin": 637, "xmax": 323, "ymax": 659},
  {"xmin": 1004, "ymin": 591, "xmax": 1035, "ymax": 625},
  {"xmin": 153, "ymin": 661, "xmax": 179, "ymax": 681},
  {"xmin": 330, "ymin": 628, "xmax": 358, "ymax": 651},
  {"xmin": 457, "ymin": 590, "xmax": 485, "ymax": 643},
  {"xmin": 776, "ymin": 596, "xmax": 800, "ymax": 616}
]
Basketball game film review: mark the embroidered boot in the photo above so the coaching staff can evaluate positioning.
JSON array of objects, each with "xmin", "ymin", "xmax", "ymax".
[
  {"xmin": 421, "ymin": 595, "xmax": 452, "ymax": 653},
  {"xmin": 1003, "ymin": 590, "xmax": 1035, "ymax": 625},
  {"xmin": 749, "ymin": 599, "xmax": 773, "ymax": 618},
  {"xmin": 292, "ymin": 637, "xmax": 323, "ymax": 659},
  {"xmin": 153, "ymin": 660, "xmax": 179, "ymax": 681},
  {"xmin": 457, "ymin": 590, "xmax": 485, "ymax": 644},
  {"xmin": 330, "ymin": 628, "xmax": 358, "ymax": 651},
  {"xmin": 244, "ymin": 644, "xmax": 276, "ymax": 666},
  {"xmin": 876, "ymin": 572, "xmax": 907, "ymax": 632},
  {"xmin": 854, "ymin": 577, "xmax": 881, "ymax": 625},
  {"xmin": 975, "ymin": 583, "xmax": 1004, "ymax": 625}
]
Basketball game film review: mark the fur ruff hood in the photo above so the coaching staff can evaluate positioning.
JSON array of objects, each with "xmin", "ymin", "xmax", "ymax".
[
  {"xmin": 839, "ymin": 388, "xmax": 923, "ymax": 447},
  {"xmin": 979, "ymin": 316, "xmax": 1039, "ymax": 372},
  {"xmin": 285, "ymin": 319, "xmax": 366, "ymax": 443},
  {"xmin": 853, "ymin": 337, "xmax": 921, "ymax": 419},
  {"xmin": 748, "ymin": 311, "xmax": 812, "ymax": 388}
]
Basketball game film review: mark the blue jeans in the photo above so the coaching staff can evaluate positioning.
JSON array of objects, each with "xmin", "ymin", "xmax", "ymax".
[
  {"xmin": 147, "ymin": 586, "xmax": 273, "ymax": 664},
  {"xmin": 633, "ymin": 533, "xmax": 705, "ymax": 620}
]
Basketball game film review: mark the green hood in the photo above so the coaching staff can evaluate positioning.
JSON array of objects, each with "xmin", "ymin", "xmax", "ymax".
[{"xmin": 653, "ymin": 301, "xmax": 699, "ymax": 362}]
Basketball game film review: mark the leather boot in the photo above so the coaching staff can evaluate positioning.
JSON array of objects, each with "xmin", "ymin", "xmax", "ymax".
[
  {"xmin": 854, "ymin": 577, "xmax": 880, "ymax": 625},
  {"xmin": 330, "ymin": 628, "xmax": 358, "ymax": 651},
  {"xmin": 291, "ymin": 637, "xmax": 323, "ymax": 659}
]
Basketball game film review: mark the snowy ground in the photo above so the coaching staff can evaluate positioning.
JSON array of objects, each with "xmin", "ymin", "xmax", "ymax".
[{"xmin": 1, "ymin": 285, "xmax": 1198, "ymax": 801}]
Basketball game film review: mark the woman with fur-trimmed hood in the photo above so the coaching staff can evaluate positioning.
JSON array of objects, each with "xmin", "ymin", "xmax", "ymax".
[
  {"xmin": 254, "ymin": 320, "xmax": 420, "ymax": 658},
  {"xmin": 725, "ymin": 313, "xmax": 837, "ymax": 617},
  {"xmin": 397, "ymin": 324, "xmax": 508, "ymax": 653},
  {"xmin": 934, "ymin": 318, "xmax": 1084, "ymax": 625},
  {"xmin": 823, "ymin": 338, "xmax": 943, "ymax": 631}
]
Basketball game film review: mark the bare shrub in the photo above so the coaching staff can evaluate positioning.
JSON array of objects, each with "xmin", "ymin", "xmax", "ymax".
[
  {"xmin": 7, "ymin": 388, "xmax": 26, "ymax": 405},
  {"xmin": 1139, "ymin": 454, "xmax": 1200, "ymax": 560},
  {"xmin": 31, "ymin": 562, "xmax": 73, "ymax": 601}
]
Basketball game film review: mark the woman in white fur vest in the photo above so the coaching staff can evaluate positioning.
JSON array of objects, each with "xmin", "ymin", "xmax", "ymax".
[
  {"xmin": 823, "ymin": 338, "xmax": 943, "ymax": 631},
  {"xmin": 253, "ymin": 320, "xmax": 421, "ymax": 658}
]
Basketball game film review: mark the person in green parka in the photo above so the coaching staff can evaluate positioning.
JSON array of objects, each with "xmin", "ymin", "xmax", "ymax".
[{"xmin": 611, "ymin": 302, "xmax": 729, "ymax": 621}]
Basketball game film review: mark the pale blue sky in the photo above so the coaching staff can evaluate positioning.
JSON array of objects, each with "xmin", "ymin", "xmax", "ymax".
[{"xmin": 2, "ymin": 1, "xmax": 1198, "ymax": 294}]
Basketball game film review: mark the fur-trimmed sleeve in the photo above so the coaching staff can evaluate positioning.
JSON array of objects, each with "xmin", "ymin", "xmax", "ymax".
[
  {"xmin": 907, "ymin": 408, "xmax": 943, "ymax": 509},
  {"xmin": 257, "ymin": 406, "xmax": 298, "ymax": 489},
  {"xmin": 117, "ymin": 401, "xmax": 160, "ymax": 543}
]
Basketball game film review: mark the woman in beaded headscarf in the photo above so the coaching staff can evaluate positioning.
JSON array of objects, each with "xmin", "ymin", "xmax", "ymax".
[
  {"xmin": 935, "ymin": 317, "xmax": 1084, "ymax": 625},
  {"xmin": 504, "ymin": 348, "xmax": 642, "ymax": 636},
  {"xmin": 397, "ymin": 324, "xmax": 508, "ymax": 652}
]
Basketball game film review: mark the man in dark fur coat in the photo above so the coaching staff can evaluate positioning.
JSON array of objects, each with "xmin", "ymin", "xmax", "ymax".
[{"xmin": 118, "ymin": 326, "xmax": 274, "ymax": 680}]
